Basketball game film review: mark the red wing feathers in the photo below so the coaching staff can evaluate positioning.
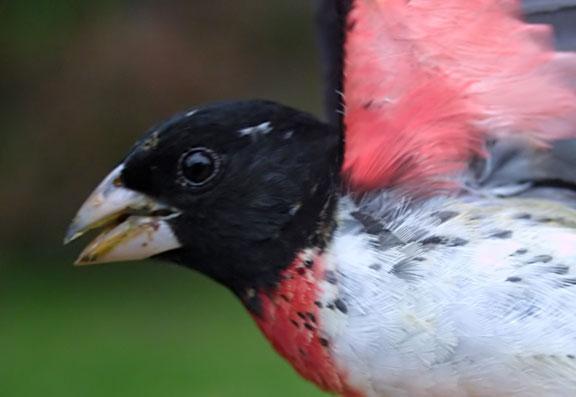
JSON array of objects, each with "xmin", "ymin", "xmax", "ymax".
[{"xmin": 343, "ymin": 0, "xmax": 576, "ymax": 193}]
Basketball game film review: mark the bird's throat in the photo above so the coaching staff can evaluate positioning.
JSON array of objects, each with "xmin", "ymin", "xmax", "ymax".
[{"xmin": 248, "ymin": 250, "xmax": 346, "ymax": 393}]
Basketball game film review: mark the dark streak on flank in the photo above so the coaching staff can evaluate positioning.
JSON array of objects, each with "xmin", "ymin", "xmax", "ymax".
[
  {"xmin": 506, "ymin": 276, "xmax": 523, "ymax": 283},
  {"xmin": 369, "ymin": 263, "xmax": 382, "ymax": 271}
]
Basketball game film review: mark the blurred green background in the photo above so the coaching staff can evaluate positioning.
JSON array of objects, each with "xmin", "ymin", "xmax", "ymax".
[{"xmin": 1, "ymin": 1, "xmax": 326, "ymax": 396}]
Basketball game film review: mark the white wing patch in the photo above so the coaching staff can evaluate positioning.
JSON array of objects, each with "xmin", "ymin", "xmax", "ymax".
[{"xmin": 238, "ymin": 122, "xmax": 273, "ymax": 137}]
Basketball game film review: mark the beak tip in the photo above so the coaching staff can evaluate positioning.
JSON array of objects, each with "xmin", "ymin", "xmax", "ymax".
[
  {"xmin": 64, "ymin": 221, "xmax": 83, "ymax": 245},
  {"xmin": 63, "ymin": 235, "xmax": 74, "ymax": 246}
]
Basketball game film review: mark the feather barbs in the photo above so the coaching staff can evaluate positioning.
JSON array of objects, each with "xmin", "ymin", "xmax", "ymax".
[{"xmin": 343, "ymin": 0, "xmax": 576, "ymax": 192}]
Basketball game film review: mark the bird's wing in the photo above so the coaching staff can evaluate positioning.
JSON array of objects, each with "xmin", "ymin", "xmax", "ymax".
[{"xmin": 317, "ymin": 0, "xmax": 576, "ymax": 195}]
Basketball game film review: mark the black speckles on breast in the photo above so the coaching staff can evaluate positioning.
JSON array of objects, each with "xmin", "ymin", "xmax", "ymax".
[
  {"xmin": 294, "ymin": 311, "xmax": 318, "ymax": 331},
  {"xmin": 513, "ymin": 213, "xmax": 532, "ymax": 220},
  {"xmin": 433, "ymin": 210, "xmax": 459, "ymax": 224},
  {"xmin": 378, "ymin": 231, "xmax": 403, "ymax": 250},
  {"xmin": 351, "ymin": 211, "xmax": 384, "ymax": 235},
  {"xmin": 559, "ymin": 278, "xmax": 576, "ymax": 287},
  {"xmin": 506, "ymin": 276, "xmax": 523, "ymax": 283},
  {"xmin": 306, "ymin": 313, "xmax": 317, "ymax": 324},
  {"xmin": 526, "ymin": 255, "xmax": 553, "ymax": 264},
  {"xmin": 324, "ymin": 270, "xmax": 338, "ymax": 285},
  {"xmin": 449, "ymin": 237, "xmax": 469, "ymax": 247},
  {"xmin": 421, "ymin": 236, "xmax": 446, "ymax": 245},
  {"xmin": 351, "ymin": 210, "xmax": 404, "ymax": 250},
  {"xmin": 304, "ymin": 323, "xmax": 315, "ymax": 331},
  {"xmin": 390, "ymin": 259, "xmax": 422, "ymax": 281},
  {"xmin": 369, "ymin": 263, "xmax": 382, "ymax": 271},
  {"xmin": 511, "ymin": 248, "xmax": 528, "ymax": 256},
  {"xmin": 490, "ymin": 230, "xmax": 513, "ymax": 239},
  {"xmin": 303, "ymin": 259, "xmax": 314, "ymax": 269},
  {"xmin": 334, "ymin": 299, "xmax": 348, "ymax": 314},
  {"xmin": 548, "ymin": 265, "xmax": 570, "ymax": 275},
  {"xmin": 421, "ymin": 236, "xmax": 469, "ymax": 247}
]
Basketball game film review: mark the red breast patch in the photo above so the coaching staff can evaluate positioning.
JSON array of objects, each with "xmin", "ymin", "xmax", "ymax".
[{"xmin": 251, "ymin": 252, "xmax": 359, "ymax": 395}]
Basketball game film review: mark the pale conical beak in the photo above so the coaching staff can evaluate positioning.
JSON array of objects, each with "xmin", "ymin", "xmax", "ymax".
[{"xmin": 64, "ymin": 164, "xmax": 182, "ymax": 265}]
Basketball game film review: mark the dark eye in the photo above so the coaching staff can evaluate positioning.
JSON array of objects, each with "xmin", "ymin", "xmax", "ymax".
[{"xmin": 179, "ymin": 148, "xmax": 221, "ymax": 187}]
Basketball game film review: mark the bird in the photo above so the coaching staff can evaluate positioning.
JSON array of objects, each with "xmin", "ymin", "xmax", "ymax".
[{"xmin": 65, "ymin": 1, "xmax": 576, "ymax": 396}]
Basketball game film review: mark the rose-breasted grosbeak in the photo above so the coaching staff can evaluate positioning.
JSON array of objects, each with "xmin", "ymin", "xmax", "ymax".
[{"xmin": 66, "ymin": 1, "xmax": 576, "ymax": 396}]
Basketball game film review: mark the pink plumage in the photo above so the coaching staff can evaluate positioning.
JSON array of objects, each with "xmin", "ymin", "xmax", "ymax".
[{"xmin": 343, "ymin": 0, "xmax": 576, "ymax": 192}]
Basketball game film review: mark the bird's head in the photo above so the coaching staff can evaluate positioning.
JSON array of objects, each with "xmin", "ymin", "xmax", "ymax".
[{"xmin": 65, "ymin": 100, "xmax": 341, "ymax": 294}]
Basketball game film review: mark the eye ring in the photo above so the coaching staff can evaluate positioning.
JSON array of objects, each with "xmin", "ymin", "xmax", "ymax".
[{"xmin": 177, "ymin": 147, "xmax": 222, "ymax": 188}]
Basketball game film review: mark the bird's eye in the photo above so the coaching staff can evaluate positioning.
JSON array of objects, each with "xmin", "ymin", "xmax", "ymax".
[{"xmin": 179, "ymin": 148, "xmax": 221, "ymax": 187}]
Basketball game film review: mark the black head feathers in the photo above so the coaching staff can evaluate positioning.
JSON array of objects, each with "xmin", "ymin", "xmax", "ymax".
[{"xmin": 120, "ymin": 100, "xmax": 341, "ymax": 295}]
